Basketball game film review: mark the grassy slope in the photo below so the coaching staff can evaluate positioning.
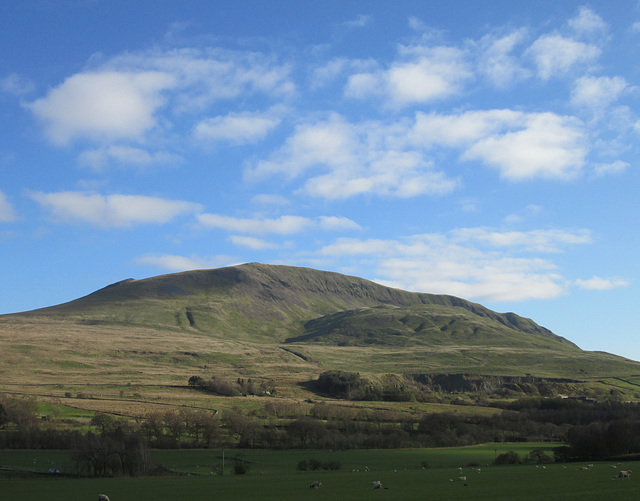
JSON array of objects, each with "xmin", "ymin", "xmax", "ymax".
[{"xmin": 1, "ymin": 262, "xmax": 639, "ymax": 415}]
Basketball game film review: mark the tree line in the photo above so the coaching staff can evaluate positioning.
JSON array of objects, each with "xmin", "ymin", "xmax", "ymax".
[{"xmin": 3, "ymin": 389, "xmax": 640, "ymax": 476}]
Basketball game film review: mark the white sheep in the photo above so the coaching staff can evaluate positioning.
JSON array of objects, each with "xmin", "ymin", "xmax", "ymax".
[
  {"xmin": 618, "ymin": 470, "xmax": 631, "ymax": 479},
  {"xmin": 98, "ymin": 495, "xmax": 110, "ymax": 501}
]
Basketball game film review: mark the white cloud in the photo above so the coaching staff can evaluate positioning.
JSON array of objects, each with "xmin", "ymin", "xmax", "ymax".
[
  {"xmin": 0, "ymin": 191, "xmax": 17, "ymax": 222},
  {"xmin": 411, "ymin": 110, "xmax": 587, "ymax": 181},
  {"xmin": 450, "ymin": 227, "xmax": 592, "ymax": 252},
  {"xmin": 318, "ymin": 228, "xmax": 587, "ymax": 302},
  {"xmin": 593, "ymin": 160, "xmax": 628, "ymax": 177},
  {"xmin": 29, "ymin": 191, "xmax": 201, "ymax": 228},
  {"xmin": 345, "ymin": 45, "xmax": 472, "ymax": 106},
  {"xmin": 251, "ymin": 194, "xmax": 291, "ymax": 206},
  {"xmin": 247, "ymin": 114, "xmax": 459, "ymax": 199},
  {"xmin": 411, "ymin": 109, "xmax": 522, "ymax": 147},
  {"xmin": 230, "ymin": 235, "xmax": 279, "ymax": 250},
  {"xmin": 343, "ymin": 14, "xmax": 373, "ymax": 29},
  {"xmin": 568, "ymin": 7, "xmax": 608, "ymax": 36},
  {"xmin": 26, "ymin": 47, "xmax": 295, "ymax": 151},
  {"xmin": 575, "ymin": 276, "xmax": 629, "ymax": 290},
  {"xmin": 527, "ymin": 34, "xmax": 600, "ymax": 80},
  {"xmin": 570, "ymin": 75, "xmax": 629, "ymax": 109},
  {"xmin": 198, "ymin": 214, "xmax": 311, "ymax": 235},
  {"xmin": 106, "ymin": 47, "xmax": 295, "ymax": 111},
  {"xmin": 135, "ymin": 253, "xmax": 238, "ymax": 271},
  {"xmin": 78, "ymin": 145, "xmax": 182, "ymax": 169},
  {"xmin": 197, "ymin": 213, "xmax": 361, "ymax": 235},
  {"xmin": 194, "ymin": 109, "xmax": 282, "ymax": 144},
  {"xmin": 463, "ymin": 113, "xmax": 586, "ymax": 180},
  {"xmin": 0, "ymin": 73, "xmax": 35, "ymax": 96},
  {"xmin": 477, "ymin": 30, "xmax": 530, "ymax": 88},
  {"xmin": 27, "ymin": 71, "xmax": 175, "ymax": 145},
  {"xmin": 317, "ymin": 216, "xmax": 362, "ymax": 231}
]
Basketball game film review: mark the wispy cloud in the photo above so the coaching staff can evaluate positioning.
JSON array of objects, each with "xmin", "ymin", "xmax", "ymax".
[
  {"xmin": 477, "ymin": 30, "xmax": 531, "ymax": 88},
  {"xmin": 29, "ymin": 191, "xmax": 202, "ymax": 228},
  {"xmin": 134, "ymin": 253, "xmax": 239, "ymax": 271},
  {"xmin": 318, "ymin": 227, "xmax": 593, "ymax": 302},
  {"xmin": 194, "ymin": 108, "xmax": 283, "ymax": 145},
  {"xmin": 575, "ymin": 276, "xmax": 629, "ymax": 290},
  {"xmin": 570, "ymin": 75, "xmax": 629, "ymax": 110},
  {"xmin": 342, "ymin": 14, "xmax": 373, "ymax": 29},
  {"xmin": 0, "ymin": 191, "xmax": 17, "ymax": 222},
  {"xmin": 0, "ymin": 73, "xmax": 35, "ymax": 96},
  {"xmin": 197, "ymin": 213, "xmax": 361, "ymax": 236},
  {"xmin": 78, "ymin": 145, "xmax": 182, "ymax": 170},
  {"xmin": 527, "ymin": 34, "xmax": 600, "ymax": 80}
]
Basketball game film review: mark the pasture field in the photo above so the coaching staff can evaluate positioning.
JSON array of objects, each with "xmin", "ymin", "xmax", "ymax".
[{"xmin": 1, "ymin": 445, "xmax": 639, "ymax": 500}]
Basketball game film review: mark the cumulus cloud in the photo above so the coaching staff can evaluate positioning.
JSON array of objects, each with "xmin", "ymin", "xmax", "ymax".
[
  {"xmin": 570, "ymin": 75, "xmax": 629, "ymax": 110},
  {"xmin": 194, "ymin": 109, "xmax": 282, "ymax": 145},
  {"xmin": 527, "ymin": 34, "xmax": 600, "ymax": 80},
  {"xmin": 462, "ymin": 113, "xmax": 586, "ymax": 180},
  {"xmin": 568, "ymin": 7, "xmax": 608, "ymax": 36},
  {"xmin": 575, "ymin": 276, "xmax": 629, "ymax": 290},
  {"xmin": 345, "ymin": 45, "xmax": 472, "ymax": 106},
  {"xmin": 25, "ymin": 47, "xmax": 295, "ymax": 152},
  {"xmin": 27, "ymin": 71, "xmax": 175, "ymax": 145},
  {"xmin": 319, "ymin": 226, "xmax": 593, "ymax": 302},
  {"xmin": 247, "ymin": 114, "xmax": 459, "ymax": 199},
  {"xmin": 0, "ymin": 191, "xmax": 17, "ymax": 222},
  {"xmin": 410, "ymin": 110, "xmax": 586, "ymax": 181},
  {"xmin": 29, "ymin": 191, "xmax": 202, "ymax": 228}
]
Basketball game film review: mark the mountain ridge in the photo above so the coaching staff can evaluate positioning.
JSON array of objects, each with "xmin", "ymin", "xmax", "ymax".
[{"xmin": 18, "ymin": 262, "xmax": 573, "ymax": 348}]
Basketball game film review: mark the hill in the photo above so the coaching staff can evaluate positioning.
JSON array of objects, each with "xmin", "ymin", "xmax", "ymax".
[{"xmin": 1, "ymin": 263, "xmax": 639, "ymax": 414}]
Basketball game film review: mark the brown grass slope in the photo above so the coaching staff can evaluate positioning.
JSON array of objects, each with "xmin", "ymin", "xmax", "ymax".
[{"xmin": 1, "ymin": 263, "xmax": 639, "ymax": 406}]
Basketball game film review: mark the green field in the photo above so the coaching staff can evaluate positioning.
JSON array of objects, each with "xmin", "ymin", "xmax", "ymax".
[{"xmin": 1, "ymin": 445, "xmax": 638, "ymax": 500}]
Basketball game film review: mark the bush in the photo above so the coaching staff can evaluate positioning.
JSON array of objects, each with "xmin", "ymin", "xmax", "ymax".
[{"xmin": 494, "ymin": 451, "xmax": 520, "ymax": 465}]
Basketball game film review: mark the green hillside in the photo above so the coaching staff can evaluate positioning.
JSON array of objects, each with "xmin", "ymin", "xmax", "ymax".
[{"xmin": 1, "ymin": 262, "xmax": 639, "ymax": 413}]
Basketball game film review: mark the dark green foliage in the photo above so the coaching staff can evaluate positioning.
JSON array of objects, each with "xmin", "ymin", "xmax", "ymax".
[
  {"xmin": 188, "ymin": 376, "xmax": 276, "ymax": 397},
  {"xmin": 495, "ymin": 451, "xmax": 520, "ymax": 465},
  {"xmin": 524, "ymin": 449, "xmax": 553, "ymax": 464}
]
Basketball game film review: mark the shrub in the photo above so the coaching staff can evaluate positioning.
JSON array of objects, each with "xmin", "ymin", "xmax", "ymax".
[{"xmin": 495, "ymin": 451, "xmax": 520, "ymax": 465}]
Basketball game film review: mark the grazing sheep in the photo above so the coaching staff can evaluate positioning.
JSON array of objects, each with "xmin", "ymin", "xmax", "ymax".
[
  {"xmin": 372, "ymin": 481, "xmax": 382, "ymax": 490},
  {"xmin": 98, "ymin": 496, "xmax": 110, "ymax": 501},
  {"xmin": 310, "ymin": 481, "xmax": 323, "ymax": 489},
  {"xmin": 618, "ymin": 470, "xmax": 631, "ymax": 479},
  {"xmin": 458, "ymin": 476, "xmax": 467, "ymax": 481}
]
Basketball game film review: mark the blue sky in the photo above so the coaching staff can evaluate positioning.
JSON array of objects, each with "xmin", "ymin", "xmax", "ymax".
[{"xmin": 1, "ymin": 1, "xmax": 639, "ymax": 360}]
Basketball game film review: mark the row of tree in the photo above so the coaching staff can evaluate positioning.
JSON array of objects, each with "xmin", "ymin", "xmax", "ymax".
[{"xmin": 3, "ymin": 392, "xmax": 640, "ymax": 473}]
